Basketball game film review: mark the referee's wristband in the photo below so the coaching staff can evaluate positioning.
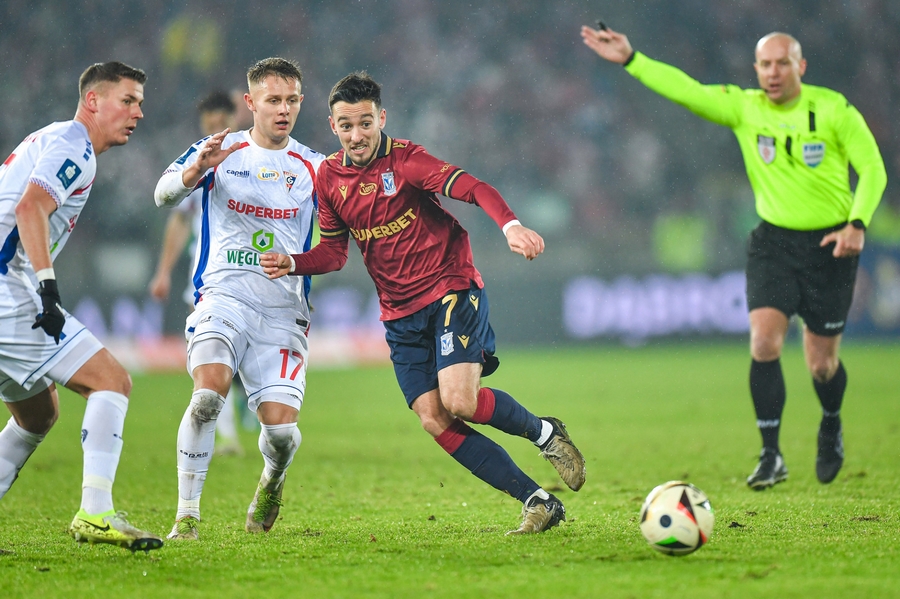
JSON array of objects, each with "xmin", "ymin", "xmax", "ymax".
[
  {"xmin": 35, "ymin": 268, "xmax": 56, "ymax": 282},
  {"xmin": 850, "ymin": 219, "xmax": 866, "ymax": 231}
]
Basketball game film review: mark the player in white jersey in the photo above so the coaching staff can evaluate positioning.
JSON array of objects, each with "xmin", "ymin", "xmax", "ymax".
[
  {"xmin": 155, "ymin": 58, "xmax": 324, "ymax": 540},
  {"xmin": 0, "ymin": 62, "xmax": 162, "ymax": 551},
  {"xmin": 148, "ymin": 91, "xmax": 245, "ymax": 457}
]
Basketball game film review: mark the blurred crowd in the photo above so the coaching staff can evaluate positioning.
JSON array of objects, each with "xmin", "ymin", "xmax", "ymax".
[{"xmin": 1, "ymin": 0, "xmax": 897, "ymax": 298}]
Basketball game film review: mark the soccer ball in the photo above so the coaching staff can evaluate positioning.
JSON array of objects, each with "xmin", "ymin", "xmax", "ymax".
[{"xmin": 639, "ymin": 481, "xmax": 714, "ymax": 556}]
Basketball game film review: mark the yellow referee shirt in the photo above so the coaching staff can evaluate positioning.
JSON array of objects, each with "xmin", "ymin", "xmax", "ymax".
[{"xmin": 624, "ymin": 51, "xmax": 887, "ymax": 230}]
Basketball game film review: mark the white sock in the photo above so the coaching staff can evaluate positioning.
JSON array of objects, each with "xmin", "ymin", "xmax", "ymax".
[
  {"xmin": 175, "ymin": 389, "xmax": 224, "ymax": 519},
  {"xmin": 534, "ymin": 419, "xmax": 554, "ymax": 446},
  {"xmin": 258, "ymin": 423, "xmax": 301, "ymax": 482},
  {"xmin": 216, "ymin": 385, "xmax": 239, "ymax": 443},
  {"xmin": 81, "ymin": 391, "xmax": 128, "ymax": 514},
  {"xmin": 0, "ymin": 417, "xmax": 45, "ymax": 499}
]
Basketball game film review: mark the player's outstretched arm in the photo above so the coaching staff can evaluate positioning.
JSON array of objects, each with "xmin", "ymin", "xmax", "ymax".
[
  {"xmin": 581, "ymin": 24, "xmax": 634, "ymax": 64},
  {"xmin": 260, "ymin": 236, "xmax": 350, "ymax": 279},
  {"xmin": 506, "ymin": 224, "xmax": 545, "ymax": 261}
]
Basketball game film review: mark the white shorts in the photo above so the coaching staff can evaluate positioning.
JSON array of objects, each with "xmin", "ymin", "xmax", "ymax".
[
  {"xmin": 185, "ymin": 293, "xmax": 309, "ymax": 412},
  {"xmin": 0, "ymin": 275, "xmax": 103, "ymax": 402}
]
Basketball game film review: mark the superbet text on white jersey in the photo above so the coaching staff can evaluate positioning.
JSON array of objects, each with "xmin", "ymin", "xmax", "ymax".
[
  {"xmin": 162, "ymin": 131, "xmax": 324, "ymax": 322},
  {"xmin": 0, "ymin": 121, "xmax": 95, "ymax": 283}
]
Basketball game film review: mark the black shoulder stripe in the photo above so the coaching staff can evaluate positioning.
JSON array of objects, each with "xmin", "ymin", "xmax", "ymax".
[{"xmin": 442, "ymin": 169, "xmax": 465, "ymax": 197}]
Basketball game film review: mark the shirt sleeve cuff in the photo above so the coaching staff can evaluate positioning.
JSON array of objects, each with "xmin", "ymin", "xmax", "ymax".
[
  {"xmin": 288, "ymin": 255, "xmax": 296, "ymax": 274},
  {"xmin": 502, "ymin": 219, "xmax": 521, "ymax": 235}
]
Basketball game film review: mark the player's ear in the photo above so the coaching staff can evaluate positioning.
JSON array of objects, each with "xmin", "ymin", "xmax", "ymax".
[
  {"xmin": 328, "ymin": 115, "xmax": 338, "ymax": 135},
  {"xmin": 83, "ymin": 89, "xmax": 100, "ymax": 113},
  {"xmin": 379, "ymin": 108, "xmax": 386, "ymax": 128}
]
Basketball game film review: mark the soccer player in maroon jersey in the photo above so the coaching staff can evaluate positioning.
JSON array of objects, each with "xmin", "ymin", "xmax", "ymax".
[{"xmin": 261, "ymin": 72, "xmax": 586, "ymax": 534}]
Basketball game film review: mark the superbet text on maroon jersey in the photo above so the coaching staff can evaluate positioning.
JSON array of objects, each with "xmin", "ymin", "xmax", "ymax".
[{"xmin": 316, "ymin": 133, "xmax": 517, "ymax": 320}]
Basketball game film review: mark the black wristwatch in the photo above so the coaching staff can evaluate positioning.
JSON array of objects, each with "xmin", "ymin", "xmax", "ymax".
[{"xmin": 850, "ymin": 219, "xmax": 866, "ymax": 231}]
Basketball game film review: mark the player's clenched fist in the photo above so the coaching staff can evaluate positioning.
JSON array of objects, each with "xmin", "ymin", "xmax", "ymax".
[{"xmin": 505, "ymin": 224, "xmax": 545, "ymax": 261}]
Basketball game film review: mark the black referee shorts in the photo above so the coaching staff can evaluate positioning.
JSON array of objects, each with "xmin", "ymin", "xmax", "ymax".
[{"xmin": 746, "ymin": 221, "xmax": 859, "ymax": 336}]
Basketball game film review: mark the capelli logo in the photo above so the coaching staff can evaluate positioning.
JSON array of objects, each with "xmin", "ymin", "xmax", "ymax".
[
  {"xmin": 226, "ymin": 169, "xmax": 250, "ymax": 178},
  {"xmin": 258, "ymin": 167, "xmax": 280, "ymax": 181}
]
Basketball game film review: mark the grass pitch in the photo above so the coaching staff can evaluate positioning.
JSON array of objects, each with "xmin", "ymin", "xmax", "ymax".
[{"xmin": 1, "ymin": 342, "xmax": 898, "ymax": 598}]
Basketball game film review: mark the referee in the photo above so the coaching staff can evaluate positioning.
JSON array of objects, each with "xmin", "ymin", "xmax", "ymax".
[{"xmin": 582, "ymin": 26, "xmax": 887, "ymax": 489}]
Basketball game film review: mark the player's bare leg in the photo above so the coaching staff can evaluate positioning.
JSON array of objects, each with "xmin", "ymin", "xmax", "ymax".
[
  {"xmin": 246, "ymin": 400, "xmax": 300, "ymax": 533},
  {"xmin": 747, "ymin": 308, "xmax": 790, "ymax": 490},
  {"xmin": 803, "ymin": 328, "xmax": 845, "ymax": 483}
]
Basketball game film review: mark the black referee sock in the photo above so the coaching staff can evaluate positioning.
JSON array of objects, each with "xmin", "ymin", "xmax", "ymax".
[
  {"xmin": 813, "ymin": 361, "xmax": 846, "ymax": 435},
  {"xmin": 750, "ymin": 358, "xmax": 786, "ymax": 453}
]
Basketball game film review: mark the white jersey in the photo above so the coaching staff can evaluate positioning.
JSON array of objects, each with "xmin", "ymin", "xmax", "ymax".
[
  {"xmin": 0, "ymin": 120, "xmax": 101, "ymax": 393},
  {"xmin": 161, "ymin": 130, "xmax": 324, "ymax": 325},
  {"xmin": 0, "ymin": 121, "xmax": 96, "ymax": 288}
]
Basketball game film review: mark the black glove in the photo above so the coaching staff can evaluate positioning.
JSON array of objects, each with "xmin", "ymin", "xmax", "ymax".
[{"xmin": 32, "ymin": 278, "xmax": 66, "ymax": 344}]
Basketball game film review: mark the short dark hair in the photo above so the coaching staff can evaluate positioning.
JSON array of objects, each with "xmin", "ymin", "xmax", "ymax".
[
  {"xmin": 78, "ymin": 62, "xmax": 146, "ymax": 99},
  {"xmin": 328, "ymin": 71, "xmax": 381, "ymax": 110},
  {"xmin": 197, "ymin": 90, "xmax": 235, "ymax": 115},
  {"xmin": 246, "ymin": 57, "xmax": 302, "ymax": 88}
]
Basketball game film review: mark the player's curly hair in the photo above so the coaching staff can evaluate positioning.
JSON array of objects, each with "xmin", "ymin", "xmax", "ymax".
[
  {"xmin": 78, "ymin": 62, "xmax": 147, "ymax": 99},
  {"xmin": 246, "ymin": 57, "xmax": 303, "ymax": 87},
  {"xmin": 328, "ymin": 71, "xmax": 381, "ymax": 109}
]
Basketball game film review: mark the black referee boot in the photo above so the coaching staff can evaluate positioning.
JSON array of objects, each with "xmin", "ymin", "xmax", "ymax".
[{"xmin": 816, "ymin": 419, "xmax": 844, "ymax": 484}]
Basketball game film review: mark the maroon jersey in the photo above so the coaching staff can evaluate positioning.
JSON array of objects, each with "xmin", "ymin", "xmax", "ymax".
[{"xmin": 303, "ymin": 132, "xmax": 517, "ymax": 320}]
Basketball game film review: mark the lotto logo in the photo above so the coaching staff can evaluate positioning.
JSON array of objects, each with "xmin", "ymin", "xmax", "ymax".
[{"xmin": 258, "ymin": 167, "xmax": 280, "ymax": 181}]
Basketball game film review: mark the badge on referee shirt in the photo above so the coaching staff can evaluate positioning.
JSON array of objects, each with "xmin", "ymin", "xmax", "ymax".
[
  {"xmin": 802, "ymin": 143, "xmax": 825, "ymax": 167},
  {"xmin": 381, "ymin": 172, "xmax": 397, "ymax": 196},
  {"xmin": 757, "ymin": 135, "xmax": 776, "ymax": 164}
]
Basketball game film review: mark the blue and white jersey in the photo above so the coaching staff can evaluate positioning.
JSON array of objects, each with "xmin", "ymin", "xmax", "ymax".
[
  {"xmin": 161, "ymin": 130, "xmax": 324, "ymax": 326},
  {"xmin": 0, "ymin": 121, "xmax": 96, "ymax": 286}
]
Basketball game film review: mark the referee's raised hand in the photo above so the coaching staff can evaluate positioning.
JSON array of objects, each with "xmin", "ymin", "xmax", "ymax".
[{"xmin": 581, "ymin": 23, "xmax": 633, "ymax": 64}]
